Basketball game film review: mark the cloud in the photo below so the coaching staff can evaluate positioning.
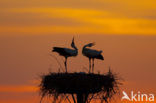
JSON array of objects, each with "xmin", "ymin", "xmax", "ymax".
[
  {"xmin": 0, "ymin": 7, "xmax": 156, "ymax": 35},
  {"xmin": 0, "ymin": 85, "xmax": 38, "ymax": 93},
  {"xmin": 0, "ymin": 1, "xmax": 156, "ymax": 35}
]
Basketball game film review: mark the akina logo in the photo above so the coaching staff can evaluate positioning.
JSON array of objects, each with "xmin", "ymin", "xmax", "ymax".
[{"xmin": 121, "ymin": 91, "xmax": 154, "ymax": 102}]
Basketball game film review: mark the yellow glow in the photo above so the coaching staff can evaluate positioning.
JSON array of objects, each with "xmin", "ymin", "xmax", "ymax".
[
  {"xmin": 0, "ymin": 7, "xmax": 155, "ymax": 35},
  {"xmin": 0, "ymin": 0, "xmax": 156, "ymax": 35}
]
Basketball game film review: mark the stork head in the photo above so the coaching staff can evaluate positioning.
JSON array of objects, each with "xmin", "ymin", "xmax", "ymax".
[
  {"xmin": 87, "ymin": 42, "xmax": 95, "ymax": 47},
  {"xmin": 71, "ymin": 37, "xmax": 75, "ymax": 46},
  {"xmin": 71, "ymin": 37, "xmax": 77, "ymax": 50}
]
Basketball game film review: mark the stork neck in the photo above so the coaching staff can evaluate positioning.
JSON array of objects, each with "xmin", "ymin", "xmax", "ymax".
[
  {"xmin": 71, "ymin": 44, "xmax": 78, "ymax": 50},
  {"xmin": 73, "ymin": 46, "xmax": 78, "ymax": 50},
  {"xmin": 83, "ymin": 45, "xmax": 88, "ymax": 50}
]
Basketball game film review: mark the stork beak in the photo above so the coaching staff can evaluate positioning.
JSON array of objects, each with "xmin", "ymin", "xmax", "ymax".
[
  {"xmin": 91, "ymin": 42, "xmax": 95, "ymax": 46},
  {"xmin": 93, "ymin": 42, "xmax": 96, "ymax": 45},
  {"xmin": 72, "ymin": 37, "xmax": 74, "ymax": 42}
]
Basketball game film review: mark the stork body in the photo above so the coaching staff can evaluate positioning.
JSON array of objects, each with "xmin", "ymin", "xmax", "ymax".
[
  {"xmin": 82, "ymin": 43, "xmax": 104, "ymax": 73},
  {"xmin": 52, "ymin": 38, "xmax": 78, "ymax": 73}
]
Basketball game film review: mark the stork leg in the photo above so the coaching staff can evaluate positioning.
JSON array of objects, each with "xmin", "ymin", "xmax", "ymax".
[
  {"xmin": 92, "ymin": 59, "xmax": 94, "ymax": 73},
  {"xmin": 64, "ymin": 57, "xmax": 68, "ymax": 73},
  {"xmin": 89, "ymin": 58, "xmax": 91, "ymax": 73}
]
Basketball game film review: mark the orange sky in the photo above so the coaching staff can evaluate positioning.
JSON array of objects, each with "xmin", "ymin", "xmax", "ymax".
[
  {"xmin": 0, "ymin": 0, "xmax": 156, "ymax": 35},
  {"xmin": 0, "ymin": 0, "xmax": 156, "ymax": 103}
]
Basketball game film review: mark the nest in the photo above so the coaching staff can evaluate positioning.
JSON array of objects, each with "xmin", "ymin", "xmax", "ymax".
[{"xmin": 39, "ymin": 70, "xmax": 120, "ymax": 103}]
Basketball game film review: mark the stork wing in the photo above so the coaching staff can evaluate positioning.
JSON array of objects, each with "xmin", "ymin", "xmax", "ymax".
[
  {"xmin": 53, "ymin": 47, "xmax": 71, "ymax": 56},
  {"xmin": 64, "ymin": 48, "xmax": 77, "ymax": 56},
  {"xmin": 84, "ymin": 42, "xmax": 95, "ymax": 47},
  {"xmin": 84, "ymin": 48, "xmax": 102, "ymax": 56}
]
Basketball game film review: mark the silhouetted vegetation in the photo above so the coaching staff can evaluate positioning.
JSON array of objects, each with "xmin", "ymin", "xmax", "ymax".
[{"xmin": 39, "ymin": 69, "xmax": 120, "ymax": 103}]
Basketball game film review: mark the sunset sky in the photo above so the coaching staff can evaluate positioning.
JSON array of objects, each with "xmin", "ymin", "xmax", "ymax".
[{"xmin": 0, "ymin": 0, "xmax": 156, "ymax": 103}]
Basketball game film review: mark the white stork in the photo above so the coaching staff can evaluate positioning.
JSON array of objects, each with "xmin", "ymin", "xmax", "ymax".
[
  {"xmin": 52, "ymin": 38, "xmax": 78, "ymax": 73},
  {"xmin": 82, "ymin": 43, "xmax": 104, "ymax": 73}
]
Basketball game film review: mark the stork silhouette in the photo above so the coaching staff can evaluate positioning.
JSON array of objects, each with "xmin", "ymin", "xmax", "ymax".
[
  {"xmin": 52, "ymin": 38, "xmax": 78, "ymax": 73},
  {"xmin": 82, "ymin": 43, "xmax": 104, "ymax": 73}
]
